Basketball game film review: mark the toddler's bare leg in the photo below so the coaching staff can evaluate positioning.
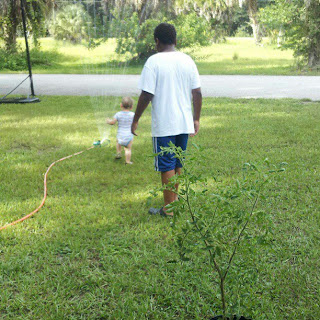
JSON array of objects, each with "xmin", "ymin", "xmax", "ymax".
[
  {"xmin": 116, "ymin": 142, "xmax": 122, "ymax": 158},
  {"xmin": 124, "ymin": 140, "xmax": 133, "ymax": 164}
]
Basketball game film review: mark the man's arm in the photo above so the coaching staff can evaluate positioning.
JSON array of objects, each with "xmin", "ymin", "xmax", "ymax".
[
  {"xmin": 131, "ymin": 90, "xmax": 154, "ymax": 136},
  {"xmin": 191, "ymin": 87, "xmax": 202, "ymax": 137}
]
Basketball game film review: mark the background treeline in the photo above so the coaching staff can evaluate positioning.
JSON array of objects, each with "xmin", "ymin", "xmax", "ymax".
[{"xmin": 0, "ymin": 0, "xmax": 319, "ymax": 70}]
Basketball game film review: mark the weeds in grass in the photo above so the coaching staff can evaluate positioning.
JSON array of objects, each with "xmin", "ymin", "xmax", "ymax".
[{"xmin": 232, "ymin": 52, "xmax": 239, "ymax": 61}]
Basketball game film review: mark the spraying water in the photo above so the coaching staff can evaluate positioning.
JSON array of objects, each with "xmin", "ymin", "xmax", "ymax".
[
  {"xmin": 81, "ymin": 1, "xmax": 147, "ymax": 145},
  {"xmin": 51, "ymin": 0, "xmax": 149, "ymax": 145}
]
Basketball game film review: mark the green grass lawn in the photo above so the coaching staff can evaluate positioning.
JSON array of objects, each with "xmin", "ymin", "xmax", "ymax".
[
  {"xmin": 1, "ymin": 97, "xmax": 320, "ymax": 319},
  {"xmin": 2, "ymin": 37, "xmax": 319, "ymax": 75}
]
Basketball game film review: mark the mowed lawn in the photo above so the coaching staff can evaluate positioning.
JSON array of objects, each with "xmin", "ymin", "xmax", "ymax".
[
  {"xmin": 0, "ymin": 97, "xmax": 319, "ymax": 319},
  {"xmin": 2, "ymin": 37, "xmax": 317, "ymax": 75}
]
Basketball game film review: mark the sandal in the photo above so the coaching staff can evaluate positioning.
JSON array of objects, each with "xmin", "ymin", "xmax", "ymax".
[{"xmin": 148, "ymin": 207, "xmax": 173, "ymax": 217}]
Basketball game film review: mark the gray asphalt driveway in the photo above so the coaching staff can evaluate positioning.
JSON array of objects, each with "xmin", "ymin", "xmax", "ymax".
[{"xmin": 1, "ymin": 74, "xmax": 320, "ymax": 100}]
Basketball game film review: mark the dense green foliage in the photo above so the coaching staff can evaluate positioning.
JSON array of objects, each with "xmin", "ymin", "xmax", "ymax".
[
  {"xmin": 230, "ymin": 5, "xmax": 252, "ymax": 37},
  {"xmin": 1, "ymin": 97, "xmax": 320, "ymax": 319},
  {"xmin": 260, "ymin": 0, "xmax": 320, "ymax": 67},
  {"xmin": 110, "ymin": 11, "xmax": 158, "ymax": 59},
  {"xmin": 176, "ymin": 0, "xmax": 261, "ymax": 43},
  {"xmin": 49, "ymin": 4, "xmax": 92, "ymax": 43},
  {"xmin": 0, "ymin": 47, "xmax": 58, "ymax": 71},
  {"xmin": 111, "ymin": 10, "xmax": 212, "ymax": 59},
  {"xmin": 0, "ymin": 48, "xmax": 26, "ymax": 71},
  {"xmin": 174, "ymin": 13, "xmax": 213, "ymax": 48}
]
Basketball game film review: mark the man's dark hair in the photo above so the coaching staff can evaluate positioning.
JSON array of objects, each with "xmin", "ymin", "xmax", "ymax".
[{"xmin": 154, "ymin": 23, "xmax": 176, "ymax": 45}]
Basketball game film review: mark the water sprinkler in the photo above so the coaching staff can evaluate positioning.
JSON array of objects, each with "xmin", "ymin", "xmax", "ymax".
[
  {"xmin": 93, "ymin": 139, "xmax": 101, "ymax": 147},
  {"xmin": 93, "ymin": 138, "xmax": 110, "ymax": 147}
]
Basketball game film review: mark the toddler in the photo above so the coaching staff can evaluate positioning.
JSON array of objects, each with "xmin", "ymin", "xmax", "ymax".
[{"xmin": 107, "ymin": 97, "xmax": 135, "ymax": 164}]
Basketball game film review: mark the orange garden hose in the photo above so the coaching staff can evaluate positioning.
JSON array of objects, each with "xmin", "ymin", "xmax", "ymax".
[{"xmin": 0, "ymin": 146, "xmax": 94, "ymax": 231}]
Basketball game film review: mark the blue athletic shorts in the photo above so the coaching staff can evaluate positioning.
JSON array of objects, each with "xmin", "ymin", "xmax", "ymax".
[{"xmin": 152, "ymin": 134, "xmax": 189, "ymax": 172}]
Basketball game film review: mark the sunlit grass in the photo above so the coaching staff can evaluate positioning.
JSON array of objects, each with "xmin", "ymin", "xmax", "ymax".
[
  {"xmin": 189, "ymin": 37, "xmax": 299, "ymax": 75},
  {"xmin": 0, "ymin": 97, "xmax": 320, "ymax": 319},
  {"xmin": 2, "ymin": 37, "xmax": 318, "ymax": 75}
]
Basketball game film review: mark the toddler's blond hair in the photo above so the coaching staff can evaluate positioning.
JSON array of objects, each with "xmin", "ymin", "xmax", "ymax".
[{"xmin": 122, "ymin": 97, "xmax": 133, "ymax": 109}]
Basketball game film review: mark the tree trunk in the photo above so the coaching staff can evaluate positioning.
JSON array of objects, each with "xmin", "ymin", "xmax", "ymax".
[
  {"xmin": 247, "ymin": 0, "xmax": 261, "ymax": 45},
  {"xmin": 5, "ymin": 0, "xmax": 19, "ymax": 53},
  {"xmin": 306, "ymin": 0, "xmax": 320, "ymax": 67},
  {"xmin": 277, "ymin": 26, "xmax": 284, "ymax": 47},
  {"xmin": 308, "ymin": 42, "xmax": 320, "ymax": 68}
]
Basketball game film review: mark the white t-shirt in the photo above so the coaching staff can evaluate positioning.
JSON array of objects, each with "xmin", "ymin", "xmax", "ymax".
[
  {"xmin": 114, "ymin": 111, "xmax": 135, "ymax": 141},
  {"xmin": 138, "ymin": 51, "xmax": 201, "ymax": 137}
]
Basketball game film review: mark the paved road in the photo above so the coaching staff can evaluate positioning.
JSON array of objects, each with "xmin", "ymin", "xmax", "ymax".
[{"xmin": 1, "ymin": 74, "xmax": 320, "ymax": 100}]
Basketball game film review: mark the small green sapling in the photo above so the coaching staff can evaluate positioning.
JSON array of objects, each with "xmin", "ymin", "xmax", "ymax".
[{"xmin": 158, "ymin": 143, "xmax": 286, "ymax": 319}]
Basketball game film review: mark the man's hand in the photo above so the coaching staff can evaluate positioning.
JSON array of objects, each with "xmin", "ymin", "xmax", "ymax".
[
  {"xmin": 131, "ymin": 91, "xmax": 153, "ymax": 137},
  {"xmin": 191, "ymin": 88, "xmax": 202, "ymax": 137},
  {"xmin": 131, "ymin": 121, "xmax": 139, "ymax": 136},
  {"xmin": 190, "ymin": 120, "xmax": 200, "ymax": 137}
]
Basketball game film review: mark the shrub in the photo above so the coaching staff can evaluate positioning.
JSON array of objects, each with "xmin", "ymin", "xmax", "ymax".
[
  {"xmin": 111, "ymin": 10, "xmax": 213, "ymax": 60},
  {"xmin": 174, "ymin": 12, "xmax": 213, "ymax": 48},
  {"xmin": 0, "ymin": 48, "xmax": 58, "ymax": 71},
  {"xmin": 0, "ymin": 48, "xmax": 26, "ymax": 71}
]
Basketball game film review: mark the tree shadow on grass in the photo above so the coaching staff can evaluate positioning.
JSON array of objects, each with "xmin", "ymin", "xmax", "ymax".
[
  {"xmin": 0, "ymin": 48, "xmax": 80, "ymax": 72},
  {"xmin": 78, "ymin": 58, "xmax": 145, "ymax": 75},
  {"xmin": 30, "ymin": 49, "xmax": 101, "ymax": 73}
]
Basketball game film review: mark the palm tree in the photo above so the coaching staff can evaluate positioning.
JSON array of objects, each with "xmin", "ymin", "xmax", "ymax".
[
  {"xmin": 50, "ymin": 4, "xmax": 91, "ymax": 43},
  {"xmin": 100, "ymin": 0, "xmax": 173, "ymax": 22}
]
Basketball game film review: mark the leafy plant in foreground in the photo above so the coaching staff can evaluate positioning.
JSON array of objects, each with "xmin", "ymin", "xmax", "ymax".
[{"xmin": 160, "ymin": 143, "xmax": 286, "ymax": 319}]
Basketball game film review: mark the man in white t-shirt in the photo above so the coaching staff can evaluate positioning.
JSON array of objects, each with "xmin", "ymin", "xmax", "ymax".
[{"xmin": 131, "ymin": 23, "xmax": 202, "ymax": 217}]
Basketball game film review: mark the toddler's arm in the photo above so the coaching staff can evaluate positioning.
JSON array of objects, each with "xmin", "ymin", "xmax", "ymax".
[{"xmin": 106, "ymin": 118, "xmax": 117, "ymax": 125}]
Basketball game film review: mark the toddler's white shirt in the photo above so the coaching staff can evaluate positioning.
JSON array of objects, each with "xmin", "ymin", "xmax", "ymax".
[{"xmin": 114, "ymin": 111, "xmax": 135, "ymax": 142}]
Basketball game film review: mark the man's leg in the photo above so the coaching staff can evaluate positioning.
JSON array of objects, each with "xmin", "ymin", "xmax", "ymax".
[
  {"xmin": 161, "ymin": 169, "xmax": 176, "ymax": 216},
  {"xmin": 149, "ymin": 135, "xmax": 182, "ymax": 216},
  {"xmin": 174, "ymin": 167, "xmax": 181, "ymax": 201},
  {"xmin": 172, "ymin": 134, "xmax": 188, "ymax": 201},
  {"xmin": 124, "ymin": 140, "xmax": 133, "ymax": 164}
]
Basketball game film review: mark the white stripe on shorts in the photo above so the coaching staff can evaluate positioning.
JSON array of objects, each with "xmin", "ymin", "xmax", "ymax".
[{"xmin": 152, "ymin": 137, "xmax": 159, "ymax": 171}]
